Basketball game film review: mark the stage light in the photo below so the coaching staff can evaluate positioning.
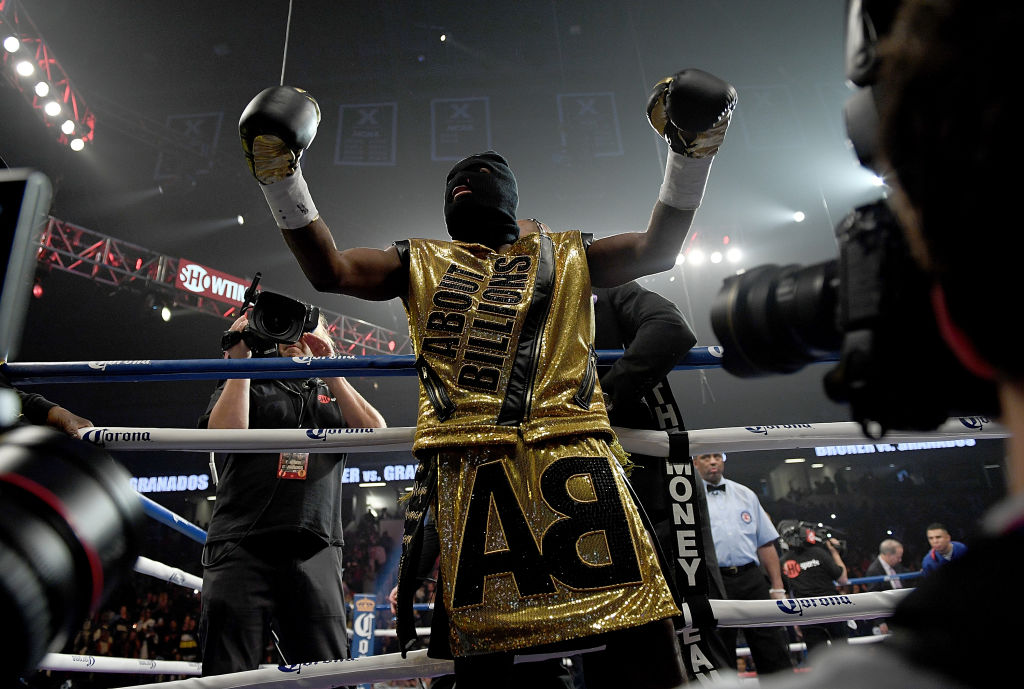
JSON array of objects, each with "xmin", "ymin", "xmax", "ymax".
[
  {"xmin": 160, "ymin": 306, "xmax": 172, "ymax": 322},
  {"xmin": 60, "ymin": 119, "xmax": 75, "ymax": 134},
  {"xmin": 14, "ymin": 59, "xmax": 33, "ymax": 76},
  {"xmin": 32, "ymin": 282, "xmax": 43, "ymax": 299},
  {"xmin": 235, "ymin": 215, "xmax": 244, "ymax": 226},
  {"xmin": 3, "ymin": 35, "xmax": 19, "ymax": 52},
  {"xmin": 726, "ymin": 247, "xmax": 742, "ymax": 263},
  {"xmin": 785, "ymin": 458, "xmax": 806, "ymax": 464},
  {"xmin": 33, "ymin": 81, "xmax": 48, "ymax": 97},
  {"xmin": 675, "ymin": 253, "xmax": 685, "ymax": 266},
  {"xmin": 687, "ymin": 248, "xmax": 705, "ymax": 266},
  {"xmin": 792, "ymin": 211, "xmax": 806, "ymax": 223},
  {"xmin": 43, "ymin": 100, "xmax": 61, "ymax": 116},
  {"xmin": 387, "ymin": 340, "xmax": 396, "ymax": 352},
  {"xmin": 440, "ymin": 33, "xmax": 447, "ymax": 42},
  {"xmin": 710, "ymin": 251, "xmax": 723, "ymax": 264},
  {"xmin": 69, "ymin": 138, "xmax": 84, "ymax": 151}
]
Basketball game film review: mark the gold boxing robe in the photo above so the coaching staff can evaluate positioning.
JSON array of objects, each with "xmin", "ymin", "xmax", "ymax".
[{"xmin": 394, "ymin": 231, "xmax": 679, "ymax": 656}]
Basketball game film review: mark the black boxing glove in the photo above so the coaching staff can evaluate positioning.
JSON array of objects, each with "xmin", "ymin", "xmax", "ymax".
[
  {"xmin": 647, "ymin": 69, "xmax": 737, "ymax": 210},
  {"xmin": 239, "ymin": 86, "xmax": 322, "ymax": 229}
]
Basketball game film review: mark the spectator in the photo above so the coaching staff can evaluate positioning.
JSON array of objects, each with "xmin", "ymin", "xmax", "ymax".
[{"xmin": 921, "ymin": 522, "xmax": 967, "ymax": 574}]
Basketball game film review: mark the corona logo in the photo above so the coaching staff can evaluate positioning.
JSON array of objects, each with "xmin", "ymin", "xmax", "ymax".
[{"xmin": 958, "ymin": 416, "xmax": 991, "ymax": 430}]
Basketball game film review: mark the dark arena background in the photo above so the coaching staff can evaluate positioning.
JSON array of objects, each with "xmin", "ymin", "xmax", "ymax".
[{"xmin": 1, "ymin": 0, "xmax": 1006, "ymax": 685}]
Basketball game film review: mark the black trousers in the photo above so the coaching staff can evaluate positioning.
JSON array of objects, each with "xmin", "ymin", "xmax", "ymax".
[
  {"xmin": 801, "ymin": 621, "xmax": 849, "ymax": 657},
  {"xmin": 199, "ymin": 534, "xmax": 348, "ymax": 676},
  {"xmin": 717, "ymin": 565, "xmax": 793, "ymax": 676}
]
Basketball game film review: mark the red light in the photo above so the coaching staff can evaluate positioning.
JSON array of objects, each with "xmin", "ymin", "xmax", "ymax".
[
  {"xmin": 32, "ymin": 283, "xmax": 44, "ymax": 299},
  {"xmin": 387, "ymin": 340, "xmax": 396, "ymax": 352},
  {"xmin": 723, "ymin": 235, "xmax": 730, "ymax": 245},
  {"xmin": 135, "ymin": 258, "xmax": 143, "ymax": 270}
]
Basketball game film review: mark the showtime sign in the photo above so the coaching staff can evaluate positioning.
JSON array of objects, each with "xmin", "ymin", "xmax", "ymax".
[{"xmin": 176, "ymin": 259, "xmax": 249, "ymax": 305}]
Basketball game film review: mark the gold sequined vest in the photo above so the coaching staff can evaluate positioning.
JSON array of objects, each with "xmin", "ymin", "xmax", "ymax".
[{"xmin": 396, "ymin": 231, "xmax": 610, "ymax": 451}]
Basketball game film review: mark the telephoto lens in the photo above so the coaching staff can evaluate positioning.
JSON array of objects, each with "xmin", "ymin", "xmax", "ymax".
[{"xmin": 0, "ymin": 424, "xmax": 144, "ymax": 682}]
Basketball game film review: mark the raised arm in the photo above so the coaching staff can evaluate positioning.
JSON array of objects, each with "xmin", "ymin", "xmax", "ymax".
[
  {"xmin": 280, "ymin": 219, "xmax": 406, "ymax": 301},
  {"xmin": 588, "ymin": 69, "xmax": 737, "ymax": 287},
  {"xmin": 239, "ymin": 86, "xmax": 406, "ymax": 301}
]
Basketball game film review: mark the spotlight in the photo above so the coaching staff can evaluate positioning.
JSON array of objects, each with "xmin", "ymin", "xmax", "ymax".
[
  {"xmin": 792, "ymin": 211, "xmax": 806, "ymax": 223},
  {"xmin": 69, "ymin": 138, "xmax": 84, "ymax": 152},
  {"xmin": 32, "ymin": 282, "xmax": 43, "ymax": 299},
  {"xmin": 725, "ymin": 247, "xmax": 742, "ymax": 263},
  {"xmin": 440, "ymin": 33, "xmax": 447, "ymax": 42},
  {"xmin": 43, "ymin": 101, "xmax": 61, "ymax": 117},
  {"xmin": 34, "ymin": 82, "xmax": 49, "ymax": 97},
  {"xmin": 236, "ymin": 215, "xmax": 244, "ymax": 226},
  {"xmin": 15, "ymin": 59, "xmax": 34, "ymax": 76},
  {"xmin": 60, "ymin": 120, "xmax": 75, "ymax": 135},
  {"xmin": 675, "ymin": 253, "xmax": 685, "ymax": 266},
  {"xmin": 687, "ymin": 248, "xmax": 705, "ymax": 266},
  {"xmin": 710, "ymin": 251, "xmax": 723, "ymax": 264},
  {"xmin": 870, "ymin": 174, "xmax": 886, "ymax": 187},
  {"xmin": 160, "ymin": 306, "xmax": 172, "ymax": 322},
  {"xmin": 3, "ymin": 35, "xmax": 20, "ymax": 53}
]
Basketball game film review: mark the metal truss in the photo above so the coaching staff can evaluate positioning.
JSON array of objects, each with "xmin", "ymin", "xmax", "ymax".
[
  {"xmin": 1, "ymin": 0, "xmax": 95, "ymax": 148},
  {"xmin": 37, "ymin": 216, "xmax": 412, "ymax": 355}
]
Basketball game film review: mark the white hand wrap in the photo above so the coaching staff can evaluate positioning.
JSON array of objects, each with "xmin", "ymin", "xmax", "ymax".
[
  {"xmin": 259, "ymin": 166, "xmax": 319, "ymax": 230},
  {"xmin": 658, "ymin": 149, "xmax": 715, "ymax": 211}
]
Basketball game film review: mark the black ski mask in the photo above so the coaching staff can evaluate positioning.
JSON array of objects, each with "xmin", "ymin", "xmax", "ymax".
[{"xmin": 444, "ymin": 151, "xmax": 519, "ymax": 250}]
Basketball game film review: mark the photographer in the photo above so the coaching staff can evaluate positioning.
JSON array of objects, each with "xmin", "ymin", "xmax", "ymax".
[
  {"xmin": 778, "ymin": 523, "xmax": 849, "ymax": 656},
  {"xmin": 757, "ymin": 2, "xmax": 1022, "ymax": 687},
  {"xmin": 197, "ymin": 313, "xmax": 386, "ymax": 675}
]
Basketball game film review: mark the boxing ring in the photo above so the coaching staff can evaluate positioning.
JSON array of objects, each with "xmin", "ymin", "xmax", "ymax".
[{"xmin": 4, "ymin": 349, "xmax": 1006, "ymax": 687}]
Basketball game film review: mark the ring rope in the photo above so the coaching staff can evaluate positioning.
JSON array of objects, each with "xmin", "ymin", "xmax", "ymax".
[
  {"xmin": 2, "ymin": 348, "xmax": 729, "ymax": 385},
  {"xmin": 134, "ymin": 555, "xmax": 203, "ymax": 591},
  {"xmin": 37, "ymin": 654, "xmax": 202, "ymax": 676},
  {"xmin": 79, "ymin": 418, "xmax": 1006, "ymax": 455},
  {"xmin": 138, "ymin": 493, "xmax": 207, "ymax": 543},
  {"xmin": 97, "ymin": 591, "xmax": 909, "ymax": 689}
]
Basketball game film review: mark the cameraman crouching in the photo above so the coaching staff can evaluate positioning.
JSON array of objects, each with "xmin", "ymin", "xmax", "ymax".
[{"xmin": 198, "ymin": 313, "xmax": 386, "ymax": 675}]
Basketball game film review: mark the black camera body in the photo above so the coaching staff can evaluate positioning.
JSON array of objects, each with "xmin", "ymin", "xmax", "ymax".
[
  {"xmin": 221, "ymin": 277, "xmax": 321, "ymax": 358},
  {"xmin": 778, "ymin": 519, "xmax": 847, "ymax": 553},
  {"xmin": 709, "ymin": 0, "xmax": 1000, "ymax": 436},
  {"xmin": 711, "ymin": 200, "xmax": 999, "ymax": 435}
]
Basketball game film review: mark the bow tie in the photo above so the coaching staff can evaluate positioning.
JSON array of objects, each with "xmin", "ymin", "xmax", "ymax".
[{"xmin": 706, "ymin": 483, "xmax": 726, "ymax": 494}]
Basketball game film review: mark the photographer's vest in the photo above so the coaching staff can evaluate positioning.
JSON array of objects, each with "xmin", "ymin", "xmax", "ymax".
[
  {"xmin": 396, "ymin": 230, "xmax": 611, "ymax": 449},
  {"xmin": 394, "ymin": 232, "xmax": 679, "ymax": 655}
]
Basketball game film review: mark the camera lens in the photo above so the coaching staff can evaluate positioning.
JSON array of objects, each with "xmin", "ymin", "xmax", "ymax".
[
  {"xmin": 711, "ymin": 261, "xmax": 843, "ymax": 377},
  {"xmin": 0, "ymin": 425, "xmax": 143, "ymax": 681},
  {"xmin": 249, "ymin": 292, "xmax": 308, "ymax": 345}
]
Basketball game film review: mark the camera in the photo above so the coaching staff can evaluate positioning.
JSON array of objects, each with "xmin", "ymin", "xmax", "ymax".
[
  {"xmin": 709, "ymin": 0, "xmax": 999, "ymax": 435},
  {"xmin": 2, "ymin": 168, "xmax": 144, "ymax": 681},
  {"xmin": 777, "ymin": 519, "xmax": 847, "ymax": 553},
  {"xmin": 221, "ymin": 273, "xmax": 321, "ymax": 357}
]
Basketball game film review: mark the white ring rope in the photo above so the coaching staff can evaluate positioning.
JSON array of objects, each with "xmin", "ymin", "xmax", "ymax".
[
  {"xmin": 117, "ymin": 649, "xmax": 455, "ymax": 689},
  {"xmin": 37, "ymin": 654, "xmax": 202, "ymax": 676},
  {"xmin": 686, "ymin": 589, "xmax": 912, "ymax": 629},
  {"xmin": 66, "ymin": 591, "xmax": 908, "ymax": 688},
  {"xmin": 77, "ymin": 417, "xmax": 1005, "ymax": 454},
  {"xmin": 134, "ymin": 555, "xmax": 203, "ymax": 591}
]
